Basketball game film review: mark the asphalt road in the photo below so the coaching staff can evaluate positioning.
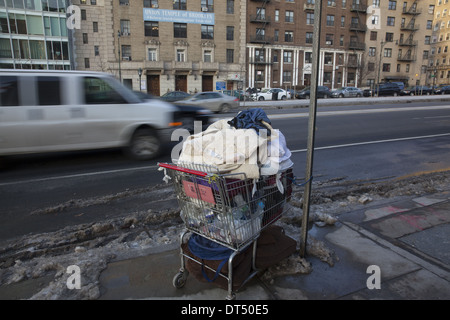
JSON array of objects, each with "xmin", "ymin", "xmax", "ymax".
[{"xmin": 1, "ymin": 98, "xmax": 450, "ymax": 243}]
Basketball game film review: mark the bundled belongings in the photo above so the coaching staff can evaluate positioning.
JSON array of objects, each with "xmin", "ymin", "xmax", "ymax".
[
  {"xmin": 177, "ymin": 108, "xmax": 293, "ymax": 179},
  {"xmin": 160, "ymin": 108, "xmax": 297, "ymax": 299},
  {"xmin": 182, "ymin": 226, "xmax": 296, "ymax": 291}
]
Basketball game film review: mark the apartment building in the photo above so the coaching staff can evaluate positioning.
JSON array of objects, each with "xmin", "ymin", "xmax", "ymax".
[
  {"xmin": 362, "ymin": 0, "xmax": 434, "ymax": 88},
  {"xmin": 247, "ymin": 0, "xmax": 368, "ymax": 90},
  {"xmin": 71, "ymin": 0, "xmax": 245, "ymax": 96},
  {"xmin": 0, "ymin": 0, "xmax": 71, "ymax": 70},
  {"xmin": 429, "ymin": 0, "xmax": 450, "ymax": 86}
]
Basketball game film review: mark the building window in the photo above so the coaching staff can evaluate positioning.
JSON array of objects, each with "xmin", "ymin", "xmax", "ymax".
[
  {"xmin": 370, "ymin": 31, "xmax": 377, "ymax": 41},
  {"xmin": 382, "ymin": 63, "xmax": 390, "ymax": 72},
  {"xmin": 203, "ymin": 50, "xmax": 212, "ymax": 62},
  {"xmin": 306, "ymin": 32, "xmax": 313, "ymax": 44},
  {"xmin": 324, "ymin": 53, "xmax": 333, "ymax": 65},
  {"xmin": 307, "ymin": 13, "xmax": 314, "ymax": 25},
  {"xmin": 326, "ymin": 34, "xmax": 333, "ymax": 45},
  {"xmin": 176, "ymin": 49, "xmax": 186, "ymax": 62},
  {"xmin": 145, "ymin": 21, "xmax": 159, "ymax": 37},
  {"xmin": 120, "ymin": 20, "xmax": 130, "ymax": 35},
  {"xmin": 341, "ymin": 16, "xmax": 345, "ymax": 27},
  {"xmin": 174, "ymin": 23, "xmax": 187, "ymax": 38},
  {"xmin": 122, "ymin": 45, "xmax": 131, "ymax": 60},
  {"xmin": 201, "ymin": 25, "xmax": 214, "ymax": 39},
  {"xmin": 226, "ymin": 26, "xmax": 234, "ymax": 40},
  {"xmin": 384, "ymin": 48, "xmax": 392, "ymax": 57},
  {"xmin": 173, "ymin": 0, "xmax": 186, "ymax": 10},
  {"xmin": 371, "ymin": 15, "xmax": 379, "ymax": 26},
  {"xmin": 84, "ymin": 58, "xmax": 90, "ymax": 68},
  {"xmin": 83, "ymin": 33, "xmax": 88, "ymax": 44},
  {"xmin": 94, "ymin": 46, "xmax": 99, "ymax": 56},
  {"xmin": 201, "ymin": 0, "xmax": 214, "ymax": 12},
  {"xmin": 226, "ymin": 49, "xmax": 234, "ymax": 63},
  {"xmin": 283, "ymin": 71, "xmax": 292, "ymax": 82},
  {"xmin": 369, "ymin": 47, "xmax": 376, "ymax": 56},
  {"xmin": 148, "ymin": 48, "xmax": 157, "ymax": 61},
  {"xmin": 425, "ymin": 36, "xmax": 431, "ymax": 45},
  {"xmin": 143, "ymin": 0, "xmax": 159, "ymax": 8},
  {"xmin": 326, "ymin": 15, "xmax": 335, "ymax": 26},
  {"xmin": 285, "ymin": 11, "xmax": 294, "ymax": 23},
  {"xmin": 323, "ymin": 72, "xmax": 332, "ymax": 83},
  {"xmin": 226, "ymin": 0, "xmax": 234, "ymax": 14},
  {"xmin": 283, "ymin": 51, "xmax": 292, "ymax": 63},
  {"xmin": 81, "ymin": 9, "xmax": 86, "ymax": 20},
  {"xmin": 285, "ymin": 31, "xmax": 293, "ymax": 42},
  {"xmin": 305, "ymin": 52, "xmax": 312, "ymax": 63},
  {"xmin": 387, "ymin": 17, "xmax": 395, "ymax": 26},
  {"xmin": 93, "ymin": 22, "xmax": 98, "ymax": 32},
  {"xmin": 119, "ymin": 0, "xmax": 129, "ymax": 5},
  {"xmin": 340, "ymin": 35, "xmax": 344, "ymax": 46},
  {"xmin": 388, "ymin": 1, "xmax": 396, "ymax": 10},
  {"xmin": 368, "ymin": 62, "xmax": 375, "ymax": 71},
  {"xmin": 274, "ymin": 29, "xmax": 279, "ymax": 42},
  {"xmin": 385, "ymin": 32, "xmax": 394, "ymax": 42}
]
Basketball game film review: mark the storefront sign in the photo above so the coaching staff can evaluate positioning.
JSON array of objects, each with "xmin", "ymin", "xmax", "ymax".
[{"xmin": 143, "ymin": 9, "xmax": 215, "ymax": 25}]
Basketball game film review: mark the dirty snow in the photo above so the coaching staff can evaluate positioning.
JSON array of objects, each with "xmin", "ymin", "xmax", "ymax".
[{"xmin": 0, "ymin": 170, "xmax": 449, "ymax": 299}]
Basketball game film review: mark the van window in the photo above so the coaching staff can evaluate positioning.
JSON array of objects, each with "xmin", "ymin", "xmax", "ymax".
[
  {"xmin": 84, "ymin": 77, "xmax": 127, "ymax": 104},
  {"xmin": 0, "ymin": 76, "xmax": 19, "ymax": 106},
  {"xmin": 37, "ymin": 76, "xmax": 61, "ymax": 105}
]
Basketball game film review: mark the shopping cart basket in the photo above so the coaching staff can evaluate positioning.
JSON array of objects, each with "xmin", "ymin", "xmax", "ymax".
[{"xmin": 158, "ymin": 162, "xmax": 293, "ymax": 299}]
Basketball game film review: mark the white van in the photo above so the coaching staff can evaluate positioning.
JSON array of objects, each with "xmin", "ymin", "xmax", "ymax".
[{"xmin": 0, "ymin": 70, "xmax": 184, "ymax": 160}]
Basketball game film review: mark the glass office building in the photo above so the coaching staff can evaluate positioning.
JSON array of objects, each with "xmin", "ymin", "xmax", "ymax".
[{"xmin": 0, "ymin": 0, "xmax": 71, "ymax": 70}]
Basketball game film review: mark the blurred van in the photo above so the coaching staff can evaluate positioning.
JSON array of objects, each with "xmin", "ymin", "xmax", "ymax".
[{"xmin": 0, "ymin": 70, "xmax": 184, "ymax": 160}]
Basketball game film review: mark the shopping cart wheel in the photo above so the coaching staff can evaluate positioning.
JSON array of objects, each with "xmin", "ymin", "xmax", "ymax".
[{"xmin": 173, "ymin": 272, "xmax": 188, "ymax": 289}]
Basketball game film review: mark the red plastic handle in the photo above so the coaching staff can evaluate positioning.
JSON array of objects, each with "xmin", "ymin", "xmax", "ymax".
[{"xmin": 158, "ymin": 163, "xmax": 208, "ymax": 177}]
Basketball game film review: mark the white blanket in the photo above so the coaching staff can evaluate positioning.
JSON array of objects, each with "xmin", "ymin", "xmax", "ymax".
[{"xmin": 177, "ymin": 119, "xmax": 268, "ymax": 179}]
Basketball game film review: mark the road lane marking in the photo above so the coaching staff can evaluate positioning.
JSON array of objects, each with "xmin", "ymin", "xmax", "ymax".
[
  {"xmin": 268, "ymin": 105, "xmax": 450, "ymax": 120},
  {"xmin": 0, "ymin": 165, "xmax": 159, "ymax": 187},
  {"xmin": 291, "ymin": 132, "xmax": 450, "ymax": 153}
]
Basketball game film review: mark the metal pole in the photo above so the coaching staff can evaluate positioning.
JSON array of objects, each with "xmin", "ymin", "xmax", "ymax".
[
  {"xmin": 118, "ymin": 31, "xmax": 122, "ymax": 83},
  {"xmin": 300, "ymin": 0, "xmax": 322, "ymax": 258}
]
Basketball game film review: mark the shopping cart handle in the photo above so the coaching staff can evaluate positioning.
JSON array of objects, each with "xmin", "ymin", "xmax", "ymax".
[{"xmin": 158, "ymin": 163, "xmax": 208, "ymax": 177}]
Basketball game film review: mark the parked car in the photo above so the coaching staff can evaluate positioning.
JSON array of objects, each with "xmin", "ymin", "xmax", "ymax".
[
  {"xmin": 250, "ymin": 88, "xmax": 291, "ymax": 101},
  {"xmin": 400, "ymin": 86, "xmax": 432, "ymax": 96},
  {"xmin": 134, "ymin": 91, "xmax": 213, "ymax": 133},
  {"xmin": 433, "ymin": 84, "xmax": 450, "ymax": 94},
  {"xmin": 220, "ymin": 89, "xmax": 250, "ymax": 101},
  {"xmin": 363, "ymin": 83, "xmax": 401, "ymax": 97},
  {"xmin": 295, "ymin": 86, "xmax": 332, "ymax": 99},
  {"xmin": 391, "ymin": 81, "xmax": 405, "ymax": 90},
  {"xmin": 160, "ymin": 91, "xmax": 191, "ymax": 102},
  {"xmin": 0, "ymin": 70, "xmax": 189, "ymax": 160},
  {"xmin": 176, "ymin": 91, "xmax": 239, "ymax": 113},
  {"xmin": 331, "ymin": 87, "xmax": 364, "ymax": 98}
]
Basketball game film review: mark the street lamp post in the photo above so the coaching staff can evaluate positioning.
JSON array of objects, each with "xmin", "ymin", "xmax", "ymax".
[
  {"xmin": 138, "ymin": 68, "xmax": 143, "ymax": 92},
  {"xmin": 376, "ymin": 41, "xmax": 386, "ymax": 97},
  {"xmin": 118, "ymin": 30, "xmax": 122, "ymax": 83}
]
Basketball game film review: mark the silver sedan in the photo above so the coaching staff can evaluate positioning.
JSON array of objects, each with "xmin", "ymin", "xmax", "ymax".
[
  {"xmin": 331, "ymin": 87, "xmax": 364, "ymax": 98},
  {"xmin": 176, "ymin": 91, "xmax": 240, "ymax": 113}
]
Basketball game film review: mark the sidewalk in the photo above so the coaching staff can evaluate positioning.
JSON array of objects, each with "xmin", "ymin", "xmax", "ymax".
[{"xmin": 98, "ymin": 190, "xmax": 450, "ymax": 300}]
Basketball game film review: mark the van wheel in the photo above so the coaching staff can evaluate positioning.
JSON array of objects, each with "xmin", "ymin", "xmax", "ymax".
[
  {"xmin": 126, "ymin": 128, "xmax": 161, "ymax": 160},
  {"xmin": 258, "ymin": 96, "xmax": 265, "ymax": 101}
]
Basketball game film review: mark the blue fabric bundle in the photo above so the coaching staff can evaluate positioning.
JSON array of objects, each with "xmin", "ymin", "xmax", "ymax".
[
  {"xmin": 227, "ymin": 108, "xmax": 272, "ymax": 136},
  {"xmin": 188, "ymin": 234, "xmax": 233, "ymax": 282}
]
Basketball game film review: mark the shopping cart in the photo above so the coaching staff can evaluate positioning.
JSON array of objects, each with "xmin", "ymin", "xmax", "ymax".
[{"xmin": 158, "ymin": 162, "xmax": 293, "ymax": 299}]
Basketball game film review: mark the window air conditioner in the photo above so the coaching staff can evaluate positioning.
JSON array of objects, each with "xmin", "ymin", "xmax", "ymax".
[
  {"xmin": 201, "ymin": 7, "xmax": 208, "ymax": 12},
  {"xmin": 326, "ymin": 41, "xmax": 332, "ymax": 45}
]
